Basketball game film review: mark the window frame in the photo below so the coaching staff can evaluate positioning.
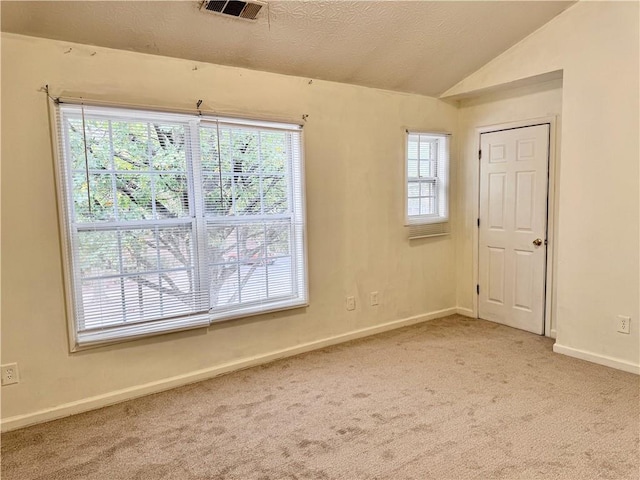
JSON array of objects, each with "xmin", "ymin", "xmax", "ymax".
[
  {"xmin": 51, "ymin": 101, "xmax": 308, "ymax": 351},
  {"xmin": 404, "ymin": 131, "xmax": 450, "ymax": 226}
]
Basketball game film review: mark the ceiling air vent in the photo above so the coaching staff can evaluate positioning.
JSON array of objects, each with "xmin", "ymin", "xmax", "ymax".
[{"xmin": 200, "ymin": 0, "xmax": 266, "ymax": 21}]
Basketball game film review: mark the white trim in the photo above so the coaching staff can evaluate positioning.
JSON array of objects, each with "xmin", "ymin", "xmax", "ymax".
[
  {"xmin": 0, "ymin": 307, "xmax": 457, "ymax": 432},
  {"xmin": 553, "ymin": 343, "xmax": 640, "ymax": 375},
  {"xmin": 456, "ymin": 307, "xmax": 475, "ymax": 318},
  {"xmin": 473, "ymin": 116, "xmax": 558, "ymax": 337},
  {"xmin": 48, "ymin": 98, "xmax": 80, "ymax": 351}
]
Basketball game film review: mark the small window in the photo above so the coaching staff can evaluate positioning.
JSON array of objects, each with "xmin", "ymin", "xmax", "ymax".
[
  {"xmin": 54, "ymin": 104, "xmax": 307, "ymax": 349},
  {"xmin": 405, "ymin": 132, "xmax": 449, "ymax": 226}
]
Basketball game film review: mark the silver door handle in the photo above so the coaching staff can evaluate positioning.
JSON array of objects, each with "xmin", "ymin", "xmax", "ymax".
[{"xmin": 533, "ymin": 238, "xmax": 543, "ymax": 247}]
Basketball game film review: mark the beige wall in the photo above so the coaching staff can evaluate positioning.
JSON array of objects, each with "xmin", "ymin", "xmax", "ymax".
[
  {"xmin": 445, "ymin": 1, "xmax": 640, "ymax": 371},
  {"xmin": 1, "ymin": 33, "xmax": 458, "ymax": 423},
  {"xmin": 456, "ymin": 80, "xmax": 563, "ymax": 331}
]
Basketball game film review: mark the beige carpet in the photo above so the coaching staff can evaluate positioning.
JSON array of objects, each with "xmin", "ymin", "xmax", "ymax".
[{"xmin": 2, "ymin": 315, "xmax": 639, "ymax": 480}]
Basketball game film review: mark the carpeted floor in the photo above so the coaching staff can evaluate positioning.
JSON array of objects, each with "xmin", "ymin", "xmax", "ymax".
[{"xmin": 2, "ymin": 315, "xmax": 639, "ymax": 480}]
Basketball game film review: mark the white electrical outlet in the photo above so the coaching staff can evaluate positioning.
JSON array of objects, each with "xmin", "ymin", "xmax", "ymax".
[
  {"xmin": 370, "ymin": 291, "xmax": 379, "ymax": 306},
  {"xmin": 617, "ymin": 315, "xmax": 631, "ymax": 334},
  {"xmin": 1, "ymin": 363, "xmax": 19, "ymax": 386},
  {"xmin": 346, "ymin": 296, "xmax": 356, "ymax": 311}
]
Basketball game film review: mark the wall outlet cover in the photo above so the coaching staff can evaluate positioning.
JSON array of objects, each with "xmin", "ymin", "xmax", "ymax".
[
  {"xmin": 1, "ymin": 363, "xmax": 19, "ymax": 386},
  {"xmin": 346, "ymin": 296, "xmax": 356, "ymax": 311},
  {"xmin": 370, "ymin": 291, "xmax": 379, "ymax": 306},
  {"xmin": 617, "ymin": 315, "xmax": 631, "ymax": 334}
]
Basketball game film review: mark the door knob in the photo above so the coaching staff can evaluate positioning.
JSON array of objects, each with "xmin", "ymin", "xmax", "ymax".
[{"xmin": 533, "ymin": 238, "xmax": 543, "ymax": 247}]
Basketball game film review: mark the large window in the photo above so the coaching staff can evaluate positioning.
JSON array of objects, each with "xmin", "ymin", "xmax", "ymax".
[
  {"xmin": 55, "ymin": 104, "xmax": 307, "ymax": 349},
  {"xmin": 405, "ymin": 132, "xmax": 449, "ymax": 225}
]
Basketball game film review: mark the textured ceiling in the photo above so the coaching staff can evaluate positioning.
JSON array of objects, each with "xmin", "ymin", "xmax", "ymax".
[{"xmin": 0, "ymin": 1, "xmax": 574, "ymax": 96}]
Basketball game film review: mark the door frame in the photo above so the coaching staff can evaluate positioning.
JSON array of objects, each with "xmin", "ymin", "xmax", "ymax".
[{"xmin": 472, "ymin": 117, "xmax": 558, "ymax": 337}]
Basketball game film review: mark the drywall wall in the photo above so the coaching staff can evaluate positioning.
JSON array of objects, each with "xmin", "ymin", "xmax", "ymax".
[
  {"xmin": 445, "ymin": 1, "xmax": 639, "ymax": 372},
  {"xmin": 455, "ymin": 80, "xmax": 563, "ymax": 334},
  {"xmin": 1, "ymin": 33, "xmax": 458, "ymax": 426}
]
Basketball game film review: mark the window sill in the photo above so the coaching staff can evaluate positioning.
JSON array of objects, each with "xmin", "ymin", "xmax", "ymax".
[
  {"xmin": 72, "ymin": 313, "xmax": 211, "ymax": 352},
  {"xmin": 71, "ymin": 300, "xmax": 309, "ymax": 351},
  {"xmin": 210, "ymin": 298, "xmax": 309, "ymax": 324}
]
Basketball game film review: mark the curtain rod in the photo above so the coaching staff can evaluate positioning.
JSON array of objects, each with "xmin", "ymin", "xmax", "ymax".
[{"xmin": 43, "ymin": 86, "xmax": 306, "ymax": 128}]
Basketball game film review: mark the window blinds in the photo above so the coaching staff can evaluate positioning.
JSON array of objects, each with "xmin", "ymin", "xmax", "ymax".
[{"xmin": 54, "ymin": 104, "xmax": 307, "ymax": 349}]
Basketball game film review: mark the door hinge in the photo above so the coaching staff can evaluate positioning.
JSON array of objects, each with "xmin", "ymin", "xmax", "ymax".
[
  {"xmin": 476, "ymin": 284, "xmax": 480, "ymax": 295},
  {"xmin": 477, "ymin": 218, "xmax": 480, "ymax": 227},
  {"xmin": 478, "ymin": 149, "xmax": 482, "ymax": 160}
]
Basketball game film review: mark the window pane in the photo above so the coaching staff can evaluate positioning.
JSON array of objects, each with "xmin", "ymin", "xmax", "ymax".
[
  {"xmin": 408, "ymin": 182, "xmax": 420, "ymax": 197},
  {"xmin": 123, "ymin": 274, "xmax": 163, "ymax": 321},
  {"xmin": 263, "ymin": 175, "xmax": 288, "ymax": 214},
  {"xmin": 202, "ymin": 127, "xmax": 290, "ymax": 218},
  {"xmin": 231, "ymin": 129, "xmax": 260, "ymax": 174},
  {"xmin": 207, "ymin": 220, "xmax": 296, "ymax": 309},
  {"xmin": 408, "ymin": 160, "xmax": 418, "ymax": 178},
  {"xmin": 419, "ymin": 160, "xmax": 433, "ymax": 178},
  {"xmin": 237, "ymin": 224, "xmax": 265, "ymax": 262},
  {"xmin": 207, "ymin": 225, "xmax": 238, "ymax": 264},
  {"xmin": 408, "ymin": 198, "xmax": 420, "ymax": 216},
  {"xmin": 200, "ymin": 127, "xmax": 233, "ymax": 173},
  {"xmin": 203, "ymin": 174, "xmax": 233, "ymax": 217},
  {"xmin": 68, "ymin": 118, "xmax": 111, "ymax": 170},
  {"xmin": 218, "ymin": 129, "xmax": 233, "ymax": 173},
  {"xmin": 80, "ymin": 277, "xmax": 126, "ymax": 329},
  {"xmin": 420, "ymin": 198, "xmax": 433, "ymax": 215},
  {"xmin": 72, "ymin": 173, "xmax": 115, "ymax": 222},
  {"xmin": 200, "ymin": 127, "xmax": 220, "ymax": 173},
  {"xmin": 420, "ymin": 181, "xmax": 435, "ymax": 197},
  {"xmin": 111, "ymin": 121, "xmax": 150, "ymax": 171},
  {"xmin": 156, "ymin": 227, "xmax": 194, "ymax": 270},
  {"xmin": 267, "ymin": 258, "xmax": 293, "ymax": 298},
  {"xmin": 121, "ymin": 271, "xmax": 197, "ymax": 322},
  {"xmin": 119, "ymin": 229, "xmax": 158, "ymax": 273},
  {"xmin": 266, "ymin": 222, "xmax": 291, "ymax": 258},
  {"xmin": 115, "ymin": 174, "xmax": 153, "ymax": 220},
  {"xmin": 261, "ymin": 131, "xmax": 287, "ymax": 173},
  {"xmin": 419, "ymin": 139, "xmax": 434, "ymax": 160},
  {"xmin": 233, "ymin": 175, "xmax": 262, "ymax": 216},
  {"xmin": 155, "ymin": 174, "xmax": 189, "ymax": 218},
  {"xmin": 238, "ymin": 263, "xmax": 268, "ymax": 303},
  {"xmin": 149, "ymin": 124, "xmax": 187, "ymax": 171},
  {"xmin": 210, "ymin": 265, "xmax": 239, "ymax": 307},
  {"xmin": 77, "ymin": 230, "xmax": 120, "ymax": 278}
]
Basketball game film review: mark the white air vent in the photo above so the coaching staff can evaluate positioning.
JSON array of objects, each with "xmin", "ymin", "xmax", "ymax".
[
  {"xmin": 200, "ymin": 0, "xmax": 265, "ymax": 21},
  {"xmin": 408, "ymin": 222, "xmax": 450, "ymax": 240}
]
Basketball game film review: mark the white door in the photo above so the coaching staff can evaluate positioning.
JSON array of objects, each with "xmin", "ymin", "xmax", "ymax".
[{"xmin": 478, "ymin": 124, "xmax": 549, "ymax": 334}]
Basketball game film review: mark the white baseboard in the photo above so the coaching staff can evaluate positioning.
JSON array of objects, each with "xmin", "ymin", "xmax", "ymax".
[
  {"xmin": 456, "ymin": 307, "xmax": 475, "ymax": 318},
  {"xmin": 553, "ymin": 343, "xmax": 640, "ymax": 375},
  {"xmin": 1, "ymin": 307, "xmax": 457, "ymax": 432}
]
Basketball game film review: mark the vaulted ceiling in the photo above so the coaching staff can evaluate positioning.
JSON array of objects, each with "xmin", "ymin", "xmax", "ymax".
[{"xmin": 1, "ymin": 1, "xmax": 574, "ymax": 96}]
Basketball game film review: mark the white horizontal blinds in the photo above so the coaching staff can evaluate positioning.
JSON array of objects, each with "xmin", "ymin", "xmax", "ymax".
[
  {"xmin": 200, "ymin": 122, "xmax": 306, "ymax": 320},
  {"xmin": 406, "ymin": 132, "xmax": 449, "ymax": 226},
  {"xmin": 58, "ymin": 105, "xmax": 210, "ymax": 346}
]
